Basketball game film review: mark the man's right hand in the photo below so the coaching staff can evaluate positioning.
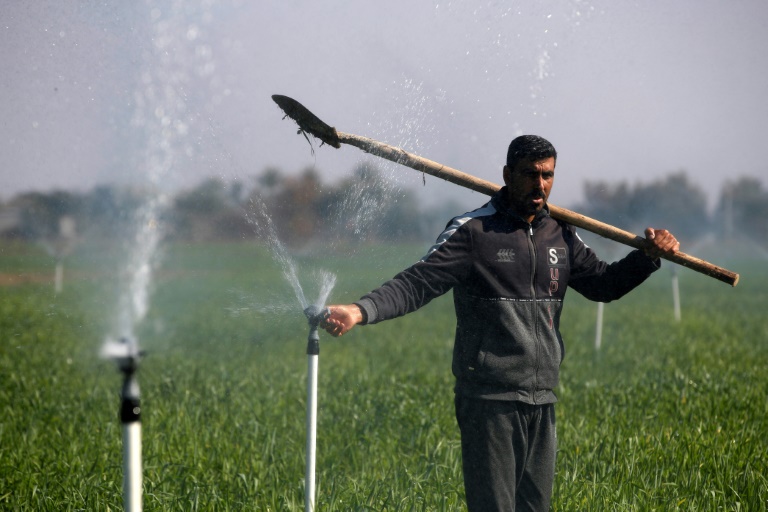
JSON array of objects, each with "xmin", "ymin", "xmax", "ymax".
[{"xmin": 320, "ymin": 304, "xmax": 364, "ymax": 337}]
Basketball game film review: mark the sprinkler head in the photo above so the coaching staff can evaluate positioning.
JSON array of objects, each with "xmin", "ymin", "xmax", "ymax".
[
  {"xmin": 304, "ymin": 305, "xmax": 329, "ymax": 328},
  {"xmin": 101, "ymin": 336, "xmax": 145, "ymax": 375},
  {"xmin": 304, "ymin": 306, "xmax": 328, "ymax": 356},
  {"xmin": 116, "ymin": 338, "xmax": 145, "ymax": 374}
]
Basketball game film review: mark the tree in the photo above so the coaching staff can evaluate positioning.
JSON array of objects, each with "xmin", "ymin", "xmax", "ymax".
[
  {"xmin": 11, "ymin": 190, "xmax": 83, "ymax": 240},
  {"xmin": 716, "ymin": 176, "xmax": 768, "ymax": 245},
  {"xmin": 264, "ymin": 168, "xmax": 324, "ymax": 245},
  {"xmin": 171, "ymin": 178, "xmax": 249, "ymax": 241},
  {"xmin": 580, "ymin": 171, "xmax": 711, "ymax": 243},
  {"xmin": 84, "ymin": 185, "xmax": 145, "ymax": 238}
]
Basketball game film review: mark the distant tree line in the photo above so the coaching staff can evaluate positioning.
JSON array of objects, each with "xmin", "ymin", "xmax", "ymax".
[
  {"xmin": 576, "ymin": 172, "xmax": 768, "ymax": 245},
  {"xmin": 1, "ymin": 166, "xmax": 766, "ymax": 249},
  {"xmin": 0, "ymin": 164, "xmax": 445, "ymax": 248}
]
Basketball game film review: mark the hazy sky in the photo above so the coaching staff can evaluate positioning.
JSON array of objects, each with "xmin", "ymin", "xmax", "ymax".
[{"xmin": 2, "ymin": 0, "xmax": 767, "ymax": 213}]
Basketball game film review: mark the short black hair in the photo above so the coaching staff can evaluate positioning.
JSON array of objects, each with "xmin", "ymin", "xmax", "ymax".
[{"xmin": 506, "ymin": 135, "xmax": 557, "ymax": 169}]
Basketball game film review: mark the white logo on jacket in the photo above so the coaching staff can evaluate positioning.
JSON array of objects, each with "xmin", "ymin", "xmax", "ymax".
[
  {"xmin": 547, "ymin": 247, "xmax": 567, "ymax": 267},
  {"xmin": 496, "ymin": 249, "xmax": 516, "ymax": 262}
]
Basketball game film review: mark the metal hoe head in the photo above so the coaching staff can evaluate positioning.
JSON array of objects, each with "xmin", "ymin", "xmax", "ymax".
[{"xmin": 272, "ymin": 95, "xmax": 341, "ymax": 149}]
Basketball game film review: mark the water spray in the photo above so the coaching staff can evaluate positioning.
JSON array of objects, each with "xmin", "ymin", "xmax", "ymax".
[
  {"xmin": 102, "ymin": 337, "xmax": 144, "ymax": 512},
  {"xmin": 303, "ymin": 305, "xmax": 329, "ymax": 512}
]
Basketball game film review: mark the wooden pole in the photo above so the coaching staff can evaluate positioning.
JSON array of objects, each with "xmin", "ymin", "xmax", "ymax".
[{"xmin": 273, "ymin": 95, "xmax": 740, "ymax": 286}]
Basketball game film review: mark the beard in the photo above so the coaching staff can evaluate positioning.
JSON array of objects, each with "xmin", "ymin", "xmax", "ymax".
[{"xmin": 523, "ymin": 191, "xmax": 546, "ymax": 212}]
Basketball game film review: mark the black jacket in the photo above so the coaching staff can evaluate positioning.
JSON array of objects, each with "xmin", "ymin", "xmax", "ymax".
[{"xmin": 356, "ymin": 187, "xmax": 660, "ymax": 403}]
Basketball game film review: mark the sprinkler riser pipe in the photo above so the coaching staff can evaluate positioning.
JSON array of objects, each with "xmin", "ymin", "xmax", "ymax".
[
  {"xmin": 55, "ymin": 261, "xmax": 63, "ymax": 294},
  {"xmin": 595, "ymin": 302, "xmax": 604, "ymax": 351},
  {"xmin": 122, "ymin": 421, "xmax": 143, "ymax": 512},
  {"xmin": 114, "ymin": 337, "xmax": 143, "ymax": 512},
  {"xmin": 302, "ymin": 305, "xmax": 327, "ymax": 512},
  {"xmin": 305, "ymin": 354, "xmax": 318, "ymax": 512},
  {"xmin": 307, "ymin": 328, "xmax": 320, "ymax": 356},
  {"xmin": 121, "ymin": 372, "xmax": 141, "ymax": 422},
  {"xmin": 671, "ymin": 269, "xmax": 681, "ymax": 322}
]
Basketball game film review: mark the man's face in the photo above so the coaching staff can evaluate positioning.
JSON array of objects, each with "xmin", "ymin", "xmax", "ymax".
[{"xmin": 503, "ymin": 156, "xmax": 556, "ymax": 222}]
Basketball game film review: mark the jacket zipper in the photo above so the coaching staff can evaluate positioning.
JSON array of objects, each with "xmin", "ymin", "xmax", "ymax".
[{"xmin": 528, "ymin": 224, "xmax": 540, "ymax": 404}]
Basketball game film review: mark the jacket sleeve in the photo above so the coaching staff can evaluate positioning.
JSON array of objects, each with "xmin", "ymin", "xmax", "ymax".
[
  {"xmin": 566, "ymin": 227, "xmax": 661, "ymax": 302},
  {"xmin": 355, "ymin": 220, "xmax": 472, "ymax": 324}
]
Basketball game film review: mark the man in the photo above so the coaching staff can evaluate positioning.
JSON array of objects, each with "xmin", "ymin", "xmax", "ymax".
[{"xmin": 320, "ymin": 135, "xmax": 679, "ymax": 511}]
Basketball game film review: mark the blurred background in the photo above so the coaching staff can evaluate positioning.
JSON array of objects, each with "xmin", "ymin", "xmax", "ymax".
[{"xmin": 2, "ymin": 0, "xmax": 767, "ymax": 251}]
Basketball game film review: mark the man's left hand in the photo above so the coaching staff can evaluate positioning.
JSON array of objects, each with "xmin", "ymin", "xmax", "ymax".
[{"xmin": 643, "ymin": 228, "xmax": 680, "ymax": 259}]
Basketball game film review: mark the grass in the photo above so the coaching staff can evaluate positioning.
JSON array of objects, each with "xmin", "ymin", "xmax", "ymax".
[{"xmin": 0, "ymin": 240, "xmax": 766, "ymax": 510}]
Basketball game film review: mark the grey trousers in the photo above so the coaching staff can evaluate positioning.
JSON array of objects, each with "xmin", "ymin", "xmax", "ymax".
[{"xmin": 455, "ymin": 395, "xmax": 557, "ymax": 512}]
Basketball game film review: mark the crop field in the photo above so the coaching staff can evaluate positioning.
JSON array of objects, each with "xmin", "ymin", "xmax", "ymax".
[{"xmin": 1, "ymin": 239, "xmax": 766, "ymax": 511}]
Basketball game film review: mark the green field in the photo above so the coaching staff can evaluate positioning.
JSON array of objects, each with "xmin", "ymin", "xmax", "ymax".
[{"xmin": 1, "ymin": 239, "xmax": 766, "ymax": 511}]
